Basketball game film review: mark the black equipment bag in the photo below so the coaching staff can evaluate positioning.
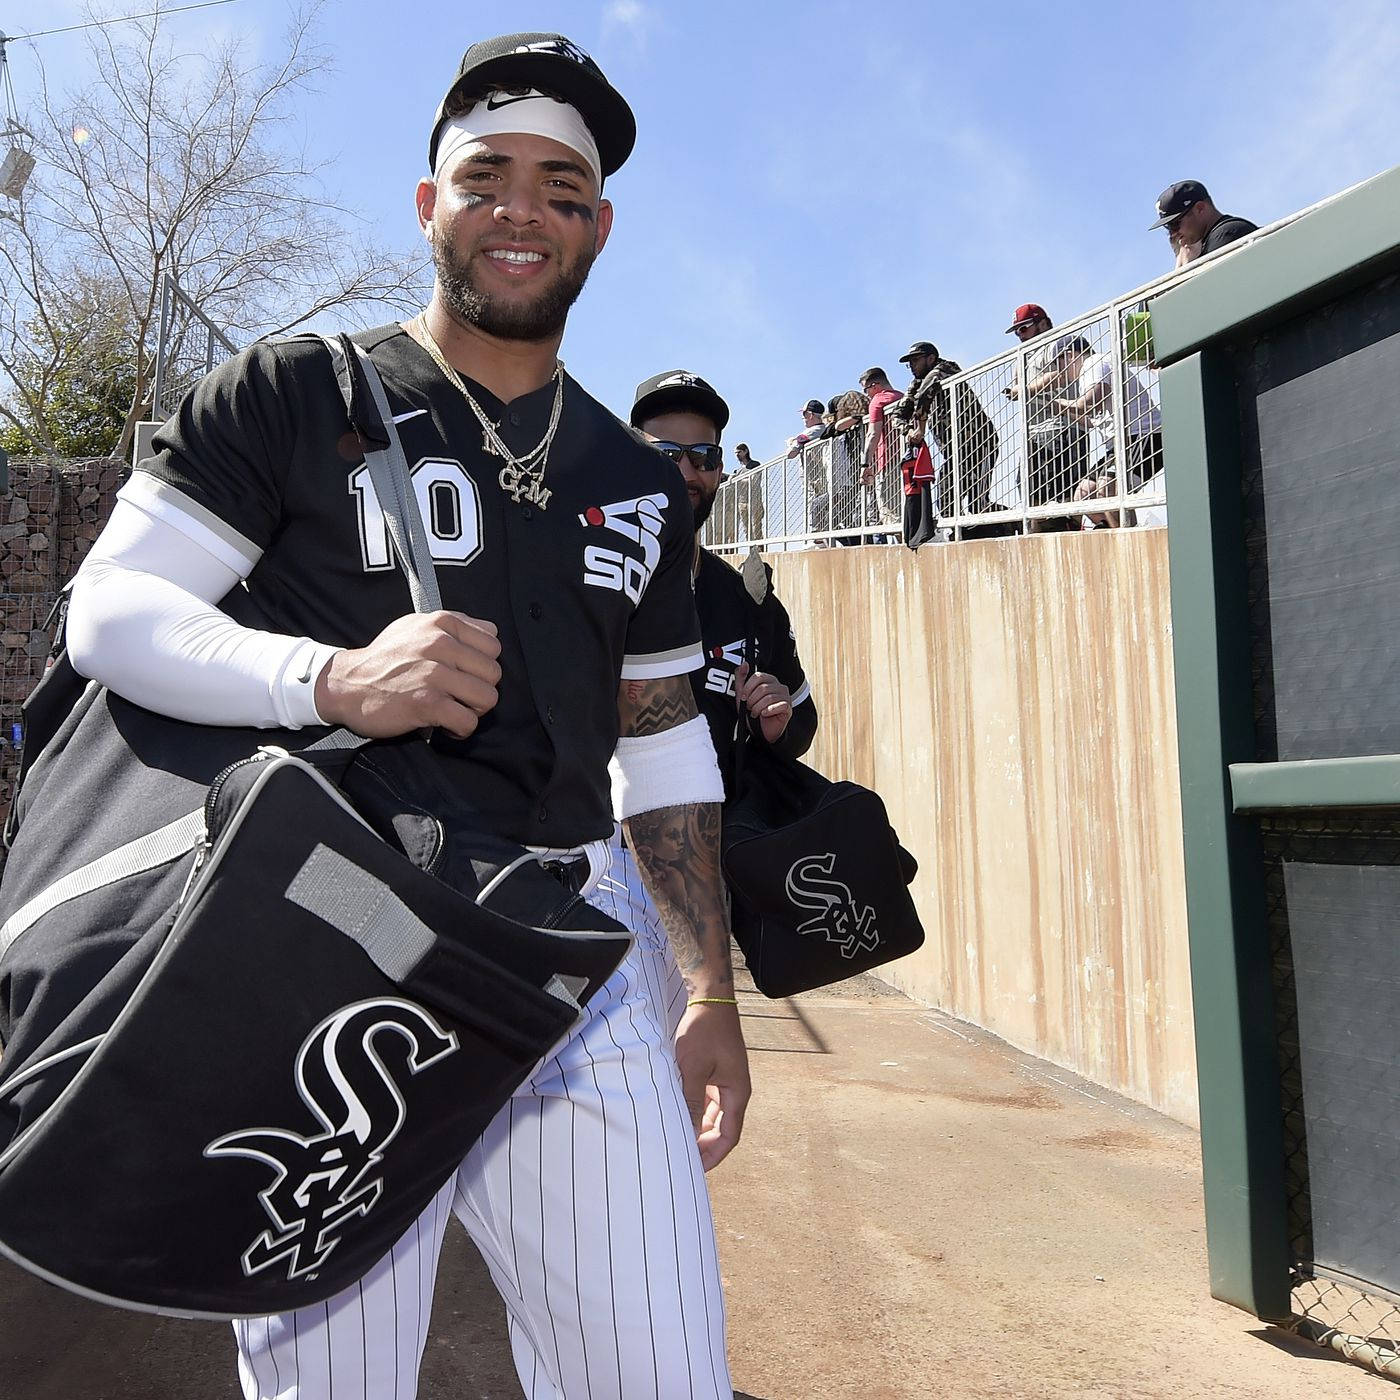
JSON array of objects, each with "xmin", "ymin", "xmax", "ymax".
[
  {"xmin": 0, "ymin": 333, "xmax": 632, "ymax": 1317},
  {"xmin": 719, "ymin": 573, "xmax": 924, "ymax": 998},
  {"xmin": 0, "ymin": 748, "xmax": 629, "ymax": 1317}
]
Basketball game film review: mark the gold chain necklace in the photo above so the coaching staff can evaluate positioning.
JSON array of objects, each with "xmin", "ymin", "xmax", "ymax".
[{"xmin": 413, "ymin": 315, "xmax": 564, "ymax": 510}]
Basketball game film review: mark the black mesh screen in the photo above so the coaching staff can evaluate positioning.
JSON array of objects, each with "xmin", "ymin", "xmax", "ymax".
[
  {"xmin": 1240, "ymin": 269, "xmax": 1400, "ymax": 1322},
  {"xmin": 1237, "ymin": 273, "xmax": 1400, "ymax": 763},
  {"xmin": 1262, "ymin": 814, "xmax": 1400, "ymax": 1295}
]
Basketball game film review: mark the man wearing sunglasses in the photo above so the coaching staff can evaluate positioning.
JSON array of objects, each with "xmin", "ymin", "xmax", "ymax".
[{"xmin": 630, "ymin": 370, "xmax": 818, "ymax": 789}]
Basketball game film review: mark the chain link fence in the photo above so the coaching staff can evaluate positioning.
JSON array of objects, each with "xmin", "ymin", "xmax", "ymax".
[{"xmin": 1259, "ymin": 810, "xmax": 1400, "ymax": 1379}]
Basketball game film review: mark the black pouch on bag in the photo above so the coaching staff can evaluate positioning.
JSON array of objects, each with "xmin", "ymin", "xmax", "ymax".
[
  {"xmin": 720, "ymin": 630, "xmax": 924, "ymax": 999},
  {"xmin": 0, "ymin": 750, "xmax": 630, "ymax": 1318}
]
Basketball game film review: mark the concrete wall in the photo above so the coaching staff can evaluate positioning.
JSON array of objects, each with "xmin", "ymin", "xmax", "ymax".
[{"xmin": 766, "ymin": 529, "xmax": 1198, "ymax": 1124}]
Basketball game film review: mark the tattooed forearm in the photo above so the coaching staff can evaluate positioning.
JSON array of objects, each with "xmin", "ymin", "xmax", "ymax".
[
  {"xmin": 625, "ymin": 801, "xmax": 733, "ymax": 995},
  {"xmin": 617, "ymin": 673, "xmax": 697, "ymax": 737}
]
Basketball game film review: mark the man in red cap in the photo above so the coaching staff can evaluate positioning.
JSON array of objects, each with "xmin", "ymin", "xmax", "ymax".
[{"xmin": 1004, "ymin": 305, "xmax": 1088, "ymax": 531}]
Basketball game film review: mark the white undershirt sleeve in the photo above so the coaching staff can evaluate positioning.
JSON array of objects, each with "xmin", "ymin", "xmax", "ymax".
[{"xmin": 66, "ymin": 495, "xmax": 342, "ymax": 729}]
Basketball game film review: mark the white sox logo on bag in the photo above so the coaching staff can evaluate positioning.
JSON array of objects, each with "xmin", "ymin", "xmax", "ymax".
[
  {"xmin": 785, "ymin": 854, "xmax": 880, "ymax": 959},
  {"xmin": 205, "ymin": 998, "xmax": 459, "ymax": 1281}
]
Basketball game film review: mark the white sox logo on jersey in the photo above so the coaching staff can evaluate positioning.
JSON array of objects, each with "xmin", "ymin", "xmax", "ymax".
[
  {"xmin": 784, "ymin": 854, "xmax": 881, "ymax": 959},
  {"xmin": 205, "ymin": 998, "xmax": 459, "ymax": 1281},
  {"xmin": 704, "ymin": 638, "xmax": 745, "ymax": 696},
  {"xmin": 579, "ymin": 493, "xmax": 667, "ymax": 604}
]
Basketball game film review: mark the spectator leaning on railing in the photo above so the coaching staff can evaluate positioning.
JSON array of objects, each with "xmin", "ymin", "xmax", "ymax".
[
  {"xmin": 731, "ymin": 442, "xmax": 765, "ymax": 545},
  {"xmin": 1056, "ymin": 339, "xmax": 1163, "ymax": 530},
  {"xmin": 1004, "ymin": 304, "xmax": 1090, "ymax": 534},
  {"xmin": 786, "ymin": 399, "xmax": 826, "ymax": 458},
  {"xmin": 1149, "ymin": 179, "xmax": 1257, "ymax": 268},
  {"xmin": 827, "ymin": 389, "xmax": 869, "ymax": 546},
  {"xmin": 857, "ymin": 367, "xmax": 903, "ymax": 532},
  {"xmin": 893, "ymin": 339, "xmax": 1001, "ymax": 521}
]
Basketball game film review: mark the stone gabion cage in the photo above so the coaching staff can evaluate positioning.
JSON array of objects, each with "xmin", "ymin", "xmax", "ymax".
[{"xmin": 1, "ymin": 457, "xmax": 125, "ymax": 861}]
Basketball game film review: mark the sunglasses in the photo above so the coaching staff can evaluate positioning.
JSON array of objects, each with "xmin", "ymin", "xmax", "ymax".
[{"xmin": 652, "ymin": 441, "xmax": 724, "ymax": 473}]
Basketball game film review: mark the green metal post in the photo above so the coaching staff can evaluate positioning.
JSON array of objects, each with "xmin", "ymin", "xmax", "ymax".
[{"xmin": 1161, "ymin": 349, "xmax": 1292, "ymax": 1320}]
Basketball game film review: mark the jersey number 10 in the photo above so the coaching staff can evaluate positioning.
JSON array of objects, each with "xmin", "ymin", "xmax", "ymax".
[{"xmin": 349, "ymin": 458, "xmax": 483, "ymax": 570}]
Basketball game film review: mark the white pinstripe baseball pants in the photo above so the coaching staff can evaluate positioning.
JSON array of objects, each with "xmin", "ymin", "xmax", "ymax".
[{"xmin": 232, "ymin": 837, "xmax": 732, "ymax": 1400}]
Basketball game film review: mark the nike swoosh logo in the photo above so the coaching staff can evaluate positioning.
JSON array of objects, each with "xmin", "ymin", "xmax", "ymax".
[
  {"xmin": 392, "ymin": 409, "xmax": 427, "ymax": 424},
  {"xmin": 485, "ymin": 92, "xmax": 538, "ymax": 111}
]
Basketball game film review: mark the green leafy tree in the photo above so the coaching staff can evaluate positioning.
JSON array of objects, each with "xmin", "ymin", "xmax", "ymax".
[{"xmin": 0, "ymin": 277, "xmax": 139, "ymax": 457}]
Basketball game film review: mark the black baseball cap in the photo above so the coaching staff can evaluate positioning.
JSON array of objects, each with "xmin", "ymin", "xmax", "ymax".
[
  {"xmin": 1149, "ymin": 180, "xmax": 1210, "ymax": 229},
  {"xmin": 801, "ymin": 398, "xmax": 825, "ymax": 415},
  {"xmin": 630, "ymin": 370, "xmax": 731, "ymax": 433},
  {"xmin": 428, "ymin": 33, "xmax": 637, "ymax": 178},
  {"xmin": 898, "ymin": 340, "xmax": 939, "ymax": 364}
]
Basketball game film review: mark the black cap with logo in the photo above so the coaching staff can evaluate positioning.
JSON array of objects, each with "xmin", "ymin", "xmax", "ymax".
[
  {"xmin": 1149, "ymin": 179, "xmax": 1210, "ymax": 229},
  {"xmin": 630, "ymin": 370, "xmax": 731, "ymax": 434},
  {"xmin": 429, "ymin": 33, "xmax": 637, "ymax": 177},
  {"xmin": 898, "ymin": 340, "xmax": 939, "ymax": 364}
]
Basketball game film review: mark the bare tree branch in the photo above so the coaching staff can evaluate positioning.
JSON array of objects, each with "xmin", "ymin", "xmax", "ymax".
[{"xmin": 0, "ymin": 1, "xmax": 431, "ymax": 457}]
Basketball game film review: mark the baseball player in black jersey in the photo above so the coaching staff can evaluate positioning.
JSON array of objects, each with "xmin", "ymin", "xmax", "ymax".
[
  {"xmin": 62, "ymin": 32, "xmax": 745, "ymax": 1400},
  {"xmin": 628, "ymin": 370, "xmax": 818, "ymax": 783}
]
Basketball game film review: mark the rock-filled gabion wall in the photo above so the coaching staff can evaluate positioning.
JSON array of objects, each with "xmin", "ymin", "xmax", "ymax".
[{"xmin": 1, "ymin": 457, "xmax": 125, "ymax": 839}]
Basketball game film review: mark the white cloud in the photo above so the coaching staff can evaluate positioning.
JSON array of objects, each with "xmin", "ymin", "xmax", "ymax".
[{"xmin": 602, "ymin": 0, "xmax": 653, "ymax": 52}]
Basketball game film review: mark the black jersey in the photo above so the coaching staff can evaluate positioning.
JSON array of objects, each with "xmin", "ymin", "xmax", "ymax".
[
  {"xmin": 692, "ymin": 548, "xmax": 815, "ymax": 794},
  {"xmin": 135, "ymin": 324, "xmax": 703, "ymax": 847}
]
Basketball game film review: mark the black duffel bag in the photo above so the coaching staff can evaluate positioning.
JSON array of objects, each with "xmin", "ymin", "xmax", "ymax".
[
  {"xmin": 0, "ymin": 746, "xmax": 628, "ymax": 1318},
  {"xmin": 0, "ymin": 333, "xmax": 630, "ymax": 1318},
  {"xmin": 719, "ymin": 610, "xmax": 924, "ymax": 999}
]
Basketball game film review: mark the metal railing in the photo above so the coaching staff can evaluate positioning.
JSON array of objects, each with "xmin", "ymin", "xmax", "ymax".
[
  {"xmin": 150, "ymin": 273, "xmax": 238, "ymax": 422},
  {"xmin": 703, "ymin": 181, "xmax": 1372, "ymax": 553}
]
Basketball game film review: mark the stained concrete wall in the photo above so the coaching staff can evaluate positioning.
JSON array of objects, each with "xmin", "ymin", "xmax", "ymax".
[{"xmin": 765, "ymin": 528, "xmax": 1198, "ymax": 1124}]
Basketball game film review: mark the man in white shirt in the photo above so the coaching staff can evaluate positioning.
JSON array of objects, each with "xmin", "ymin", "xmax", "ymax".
[
  {"xmin": 1058, "ymin": 344, "xmax": 1164, "ymax": 527},
  {"xmin": 1004, "ymin": 304, "xmax": 1090, "ymax": 532}
]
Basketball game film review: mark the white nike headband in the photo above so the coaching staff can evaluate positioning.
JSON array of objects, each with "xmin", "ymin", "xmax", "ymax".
[{"xmin": 433, "ymin": 91, "xmax": 602, "ymax": 191}]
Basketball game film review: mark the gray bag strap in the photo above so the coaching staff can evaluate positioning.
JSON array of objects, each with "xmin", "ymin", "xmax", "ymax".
[
  {"xmin": 303, "ymin": 333, "xmax": 446, "ymax": 756},
  {"xmin": 0, "ymin": 336, "xmax": 442, "ymax": 951},
  {"xmin": 319, "ymin": 332, "xmax": 442, "ymax": 613}
]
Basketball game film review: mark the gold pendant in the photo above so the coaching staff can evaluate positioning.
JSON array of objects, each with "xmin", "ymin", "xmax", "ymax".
[{"xmin": 498, "ymin": 462, "xmax": 551, "ymax": 510}]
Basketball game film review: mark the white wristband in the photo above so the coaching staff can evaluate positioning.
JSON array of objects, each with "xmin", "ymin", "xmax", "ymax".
[{"xmin": 609, "ymin": 715, "xmax": 724, "ymax": 820}]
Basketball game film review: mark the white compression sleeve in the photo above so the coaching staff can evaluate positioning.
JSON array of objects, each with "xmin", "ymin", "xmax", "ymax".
[
  {"xmin": 609, "ymin": 715, "xmax": 725, "ymax": 820},
  {"xmin": 66, "ymin": 496, "xmax": 341, "ymax": 728}
]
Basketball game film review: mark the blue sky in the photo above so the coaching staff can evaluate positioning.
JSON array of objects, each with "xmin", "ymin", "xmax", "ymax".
[{"xmin": 8, "ymin": 0, "xmax": 1399, "ymax": 459}]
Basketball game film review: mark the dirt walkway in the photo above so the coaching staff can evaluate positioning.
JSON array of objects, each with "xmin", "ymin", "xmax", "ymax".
[
  {"xmin": 0, "ymin": 979, "xmax": 1386, "ymax": 1397},
  {"xmin": 712, "ymin": 981, "xmax": 1386, "ymax": 1399}
]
